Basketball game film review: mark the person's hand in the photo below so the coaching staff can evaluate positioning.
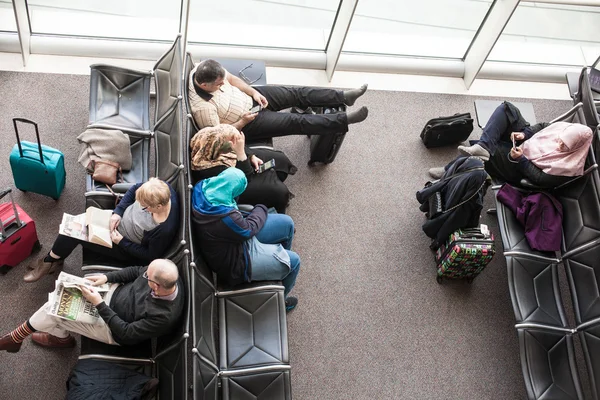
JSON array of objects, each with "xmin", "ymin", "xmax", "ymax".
[
  {"xmin": 240, "ymin": 111, "xmax": 258, "ymax": 124},
  {"xmin": 253, "ymin": 93, "xmax": 268, "ymax": 108},
  {"xmin": 510, "ymin": 146, "xmax": 523, "ymax": 160},
  {"xmin": 85, "ymin": 274, "xmax": 108, "ymax": 286},
  {"xmin": 231, "ymin": 131, "xmax": 246, "ymax": 158},
  {"xmin": 250, "ymin": 155, "xmax": 263, "ymax": 171},
  {"xmin": 111, "ymin": 230, "xmax": 123, "ymax": 244},
  {"xmin": 109, "ymin": 214, "xmax": 121, "ymax": 232},
  {"xmin": 511, "ymin": 132, "xmax": 525, "ymax": 141},
  {"xmin": 79, "ymin": 285, "xmax": 103, "ymax": 306}
]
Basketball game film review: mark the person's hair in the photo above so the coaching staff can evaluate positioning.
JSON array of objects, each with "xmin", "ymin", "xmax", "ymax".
[
  {"xmin": 194, "ymin": 59, "xmax": 226, "ymax": 85},
  {"xmin": 149, "ymin": 259, "xmax": 179, "ymax": 290},
  {"xmin": 135, "ymin": 178, "xmax": 171, "ymax": 208}
]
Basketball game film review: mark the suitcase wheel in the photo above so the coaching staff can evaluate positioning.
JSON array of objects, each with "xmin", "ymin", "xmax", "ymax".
[
  {"xmin": 436, "ymin": 275, "xmax": 442, "ymax": 284},
  {"xmin": 32, "ymin": 240, "xmax": 41, "ymax": 252}
]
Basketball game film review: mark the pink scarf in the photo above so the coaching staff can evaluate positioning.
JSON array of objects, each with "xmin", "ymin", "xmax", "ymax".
[{"xmin": 522, "ymin": 122, "xmax": 592, "ymax": 177}]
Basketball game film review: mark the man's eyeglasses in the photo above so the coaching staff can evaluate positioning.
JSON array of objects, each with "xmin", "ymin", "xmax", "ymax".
[
  {"xmin": 239, "ymin": 63, "xmax": 264, "ymax": 85},
  {"xmin": 143, "ymin": 271, "xmax": 160, "ymax": 286}
]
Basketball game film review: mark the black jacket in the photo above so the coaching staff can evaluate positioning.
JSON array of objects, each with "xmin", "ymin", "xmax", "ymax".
[
  {"xmin": 190, "ymin": 147, "xmax": 296, "ymax": 213},
  {"xmin": 66, "ymin": 359, "xmax": 157, "ymax": 400},
  {"xmin": 417, "ymin": 156, "xmax": 490, "ymax": 248},
  {"xmin": 191, "ymin": 184, "xmax": 268, "ymax": 285},
  {"xmin": 98, "ymin": 266, "xmax": 184, "ymax": 346}
]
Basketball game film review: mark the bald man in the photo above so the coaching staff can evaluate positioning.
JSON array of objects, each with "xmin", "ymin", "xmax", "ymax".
[{"xmin": 0, "ymin": 259, "xmax": 184, "ymax": 352}]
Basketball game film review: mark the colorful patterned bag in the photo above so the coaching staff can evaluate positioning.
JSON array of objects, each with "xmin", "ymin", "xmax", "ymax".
[{"xmin": 434, "ymin": 225, "xmax": 495, "ymax": 283}]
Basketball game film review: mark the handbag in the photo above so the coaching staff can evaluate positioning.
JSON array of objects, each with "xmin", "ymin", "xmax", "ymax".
[
  {"xmin": 420, "ymin": 113, "xmax": 474, "ymax": 148},
  {"xmin": 88, "ymin": 159, "xmax": 122, "ymax": 185}
]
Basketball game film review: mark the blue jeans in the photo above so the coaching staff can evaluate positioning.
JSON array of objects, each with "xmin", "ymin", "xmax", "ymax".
[
  {"xmin": 477, "ymin": 104, "xmax": 514, "ymax": 156},
  {"xmin": 255, "ymin": 213, "xmax": 295, "ymax": 249},
  {"xmin": 250, "ymin": 214, "xmax": 300, "ymax": 297}
]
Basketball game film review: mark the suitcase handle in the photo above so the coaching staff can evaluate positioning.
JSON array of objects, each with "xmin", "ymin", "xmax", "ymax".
[
  {"xmin": 13, "ymin": 118, "xmax": 45, "ymax": 165},
  {"xmin": 0, "ymin": 188, "xmax": 11, "ymax": 201},
  {"xmin": 0, "ymin": 188, "xmax": 23, "ymax": 239}
]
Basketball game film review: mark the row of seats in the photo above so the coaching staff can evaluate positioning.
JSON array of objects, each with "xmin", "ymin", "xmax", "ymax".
[
  {"xmin": 62, "ymin": 36, "xmax": 292, "ymax": 399},
  {"xmin": 67, "ymin": 35, "xmax": 191, "ymax": 400},
  {"xmin": 183, "ymin": 52, "xmax": 293, "ymax": 400},
  {"xmin": 493, "ymin": 74, "xmax": 600, "ymax": 399}
]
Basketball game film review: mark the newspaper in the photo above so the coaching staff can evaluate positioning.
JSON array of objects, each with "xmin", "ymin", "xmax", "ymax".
[
  {"xmin": 59, "ymin": 213, "xmax": 88, "ymax": 242},
  {"xmin": 47, "ymin": 272, "xmax": 111, "ymax": 325}
]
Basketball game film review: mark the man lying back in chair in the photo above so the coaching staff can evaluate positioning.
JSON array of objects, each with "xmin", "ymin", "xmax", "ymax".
[
  {"xmin": 0, "ymin": 259, "xmax": 184, "ymax": 352},
  {"xmin": 189, "ymin": 59, "xmax": 369, "ymax": 142}
]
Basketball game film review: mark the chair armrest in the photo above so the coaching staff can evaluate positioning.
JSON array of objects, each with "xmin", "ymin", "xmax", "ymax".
[
  {"xmin": 518, "ymin": 179, "xmax": 543, "ymax": 191},
  {"xmin": 111, "ymin": 183, "xmax": 136, "ymax": 193}
]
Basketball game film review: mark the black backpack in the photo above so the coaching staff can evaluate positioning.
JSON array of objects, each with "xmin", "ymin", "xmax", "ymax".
[{"xmin": 420, "ymin": 113, "xmax": 474, "ymax": 148}]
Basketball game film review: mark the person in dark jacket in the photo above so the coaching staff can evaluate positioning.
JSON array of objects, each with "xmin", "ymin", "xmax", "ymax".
[
  {"xmin": 191, "ymin": 167, "xmax": 300, "ymax": 312},
  {"xmin": 25, "ymin": 178, "xmax": 180, "ymax": 283},
  {"xmin": 417, "ymin": 156, "xmax": 490, "ymax": 250},
  {"xmin": 455, "ymin": 102, "xmax": 593, "ymax": 188},
  {"xmin": 0, "ymin": 259, "xmax": 184, "ymax": 352},
  {"xmin": 190, "ymin": 124, "xmax": 297, "ymax": 213}
]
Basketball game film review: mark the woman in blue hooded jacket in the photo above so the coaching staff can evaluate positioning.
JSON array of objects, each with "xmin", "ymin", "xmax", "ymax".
[{"xmin": 191, "ymin": 167, "xmax": 300, "ymax": 311}]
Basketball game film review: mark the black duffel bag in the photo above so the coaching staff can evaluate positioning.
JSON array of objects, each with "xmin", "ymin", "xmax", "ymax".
[{"xmin": 420, "ymin": 113, "xmax": 474, "ymax": 148}]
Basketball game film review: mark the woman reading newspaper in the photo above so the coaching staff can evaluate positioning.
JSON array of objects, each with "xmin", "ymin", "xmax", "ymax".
[{"xmin": 24, "ymin": 178, "xmax": 180, "ymax": 283}]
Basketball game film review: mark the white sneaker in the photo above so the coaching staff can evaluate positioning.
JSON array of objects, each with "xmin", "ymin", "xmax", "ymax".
[{"xmin": 457, "ymin": 144, "xmax": 490, "ymax": 161}]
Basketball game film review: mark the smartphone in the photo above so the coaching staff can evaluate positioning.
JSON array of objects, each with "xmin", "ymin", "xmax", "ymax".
[
  {"xmin": 511, "ymin": 135, "xmax": 516, "ymax": 149},
  {"xmin": 249, "ymin": 105, "xmax": 262, "ymax": 113},
  {"xmin": 256, "ymin": 158, "xmax": 275, "ymax": 173}
]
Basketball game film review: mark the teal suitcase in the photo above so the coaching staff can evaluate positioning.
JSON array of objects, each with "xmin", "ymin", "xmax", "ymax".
[{"xmin": 9, "ymin": 118, "xmax": 66, "ymax": 200}]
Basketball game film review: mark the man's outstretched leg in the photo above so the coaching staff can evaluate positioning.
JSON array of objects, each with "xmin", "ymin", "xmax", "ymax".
[
  {"xmin": 0, "ymin": 302, "xmax": 77, "ymax": 353},
  {"xmin": 458, "ymin": 103, "xmax": 515, "ymax": 161},
  {"xmin": 243, "ymin": 106, "xmax": 369, "ymax": 141},
  {"xmin": 255, "ymin": 84, "xmax": 368, "ymax": 111},
  {"xmin": 0, "ymin": 321, "xmax": 36, "ymax": 352}
]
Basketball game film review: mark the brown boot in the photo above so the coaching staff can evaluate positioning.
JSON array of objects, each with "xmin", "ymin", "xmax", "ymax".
[
  {"xmin": 0, "ymin": 333, "xmax": 23, "ymax": 353},
  {"xmin": 23, "ymin": 257, "xmax": 64, "ymax": 283},
  {"xmin": 31, "ymin": 332, "xmax": 76, "ymax": 348}
]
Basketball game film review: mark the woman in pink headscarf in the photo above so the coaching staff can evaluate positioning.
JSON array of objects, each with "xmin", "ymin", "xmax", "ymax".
[
  {"xmin": 449, "ymin": 102, "xmax": 593, "ymax": 189},
  {"xmin": 509, "ymin": 121, "xmax": 592, "ymax": 187}
]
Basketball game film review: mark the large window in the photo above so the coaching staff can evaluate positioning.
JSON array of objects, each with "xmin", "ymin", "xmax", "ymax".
[
  {"xmin": 187, "ymin": 0, "xmax": 341, "ymax": 51},
  {"xmin": 0, "ymin": 1, "xmax": 17, "ymax": 32},
  {"xmin": 26, "ymin": 0, "xmax": 181, "ymax": 40},
  {"xmin": 489, "ymin": 3, "xmax": 600, "ymax": 66},
  {"xmin": 343, "ymin": 0, "xmax": 493, "ymax": 58}
]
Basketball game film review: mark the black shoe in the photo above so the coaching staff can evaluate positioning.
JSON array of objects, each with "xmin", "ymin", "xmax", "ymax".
[{"xmin": 285, "ymin": 296, "xmax": 298, "ymax": 313}]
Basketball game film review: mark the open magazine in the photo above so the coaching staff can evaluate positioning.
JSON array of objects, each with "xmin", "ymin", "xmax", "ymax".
[
  {"xmin": 59, "ymin": 207, "xmax": 113, "ymax": 248},
  {"xmin": 48, "ymin": 272, "xmax": 111, "ymax": 325}
]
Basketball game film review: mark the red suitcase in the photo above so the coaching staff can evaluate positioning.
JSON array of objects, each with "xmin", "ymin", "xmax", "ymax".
[{"xmin": 0, "ymin": 188, "xmax": 40, "ymax": 273}]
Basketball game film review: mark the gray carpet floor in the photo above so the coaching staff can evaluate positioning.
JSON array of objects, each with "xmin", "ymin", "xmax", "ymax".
[{"xmin": 0, "ymin": 70, "xmax": 581, "ymax": 399}]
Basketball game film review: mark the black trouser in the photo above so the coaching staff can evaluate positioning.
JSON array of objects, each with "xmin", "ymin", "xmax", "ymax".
[
  {"xmin": 52, "ymin": 234, "xmax": 138, "ymax": 267},
  {"xmin": 242, "ymin": 86, "xmax": 348, "ymax": 141}
]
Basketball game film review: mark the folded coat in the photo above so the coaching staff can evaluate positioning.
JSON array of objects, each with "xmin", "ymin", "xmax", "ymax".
[
  {"xmin": 496, "ymin": 183, "xmax": 563, "ymax": 251},
  {"xmin": 77, "ymin": 128, "xmax": 133, "ymax": 170}
]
